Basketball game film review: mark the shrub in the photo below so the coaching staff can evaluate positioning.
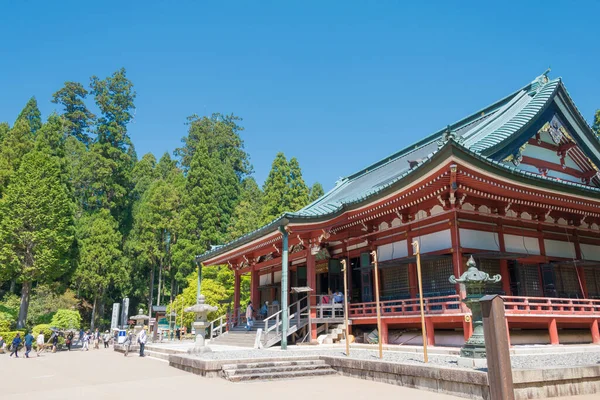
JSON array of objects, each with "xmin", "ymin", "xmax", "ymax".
[
  {"xmin": 32, "ymin": 324, "xmax": 53, "ymax": 340},
  {"xmin": 50, "ymin": 309, "xmax": 81, "ymax": 330},
  {"xmin": 0, "ymin": 312, "xmax": 15, "ymax": 331},
  {"xmin": 0, "ymin": 330, "xmax": 26, "ymax": 347}
]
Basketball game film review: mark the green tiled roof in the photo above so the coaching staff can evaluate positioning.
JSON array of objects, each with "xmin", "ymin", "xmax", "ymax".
[{"xmin": 196, "ymin": 73, "xmax": 600, "ymax": 263}]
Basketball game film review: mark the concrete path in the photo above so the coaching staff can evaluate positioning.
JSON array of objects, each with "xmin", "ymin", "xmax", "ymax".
[{"xmin": 0, "ymin": 348, "xmax": 595, "ymax": 399}]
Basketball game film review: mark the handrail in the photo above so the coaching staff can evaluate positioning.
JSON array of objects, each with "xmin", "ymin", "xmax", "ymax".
[
  {"xmin": 349, "ymin": 294, "xmax": 462, "ymax": 318},
  {"xmin": 262, "ymin": 299, "xmax": 309, "ymax": 344},
  {"xmin": 208, "ymin": 314, "xmax": 228, "ymax": 339},
  {"xmin": 502, "ymin": 296, "xmax": 600, "ymax": 315}
]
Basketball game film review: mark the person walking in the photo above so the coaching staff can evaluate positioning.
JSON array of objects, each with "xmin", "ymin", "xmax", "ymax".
[
  {"xmin": 9, "ymin": 333, "xmax": 22, "ymax": 358},
  {"xmin": 0, "ymin": 336, "xmax": 6, "ymax": 354},
  {"xmin": 124, "ymin": 330, "xmax": 133, "ymax": 357},
  {"xmin": 82, "ymin": 331, "xmax": 90, "ymax": 351},
  {"xmin": 138, "ymin": 328, "xmax": 147, "ymax": 357},
  {"xmin": 66, "ymin": 332, "xmax": 73, "ymax": 351},
  {"xmin": 36, "ymin": 331, "xmax": 45, "ymax": 355},
  {"xmin": 51, "ymin": 331, "xmax": 59, "ymax": 353},
  {"xmin": 93, "ymin": 328, "xmax": 100, "ymax": 349},
  {"xmin": 77, "ymin": 328, "xmax": 84, "ymax": 346},
  {"xmin": 24, "ymin": 331, "xmax": 34, "ymax": 358},
  {"xmin": 103, "ymin": 330, "xmax": 110, "ymax": 348},
  {"xmin": 245, "ymin": 301, "xmax": 255, "ymax": 332}
]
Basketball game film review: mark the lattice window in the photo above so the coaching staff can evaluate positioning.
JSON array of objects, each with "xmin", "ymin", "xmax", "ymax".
[
  {"xmin": 381, "ymin": 266, "xmax": 409, "ymax": 299},
  {"xmin": 517, "ymin": 264, "xmax": 543, "ymax": 297},
  {"xmin": 421, "ymin": 258, "xmax": 455, "ymax": 296},
  {"xmin": 554, "ymin": 265, "xmax": 582, "ymax": 298},
  {"xmin": 476, "ymin": 259, "xmax": 503, "ymax": 295},
  {"xmin": 584, "ymin": 268, "xmax": 600, "ymax": 299}
]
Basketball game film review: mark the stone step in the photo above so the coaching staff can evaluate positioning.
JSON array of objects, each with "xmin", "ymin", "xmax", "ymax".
[
  {"xmin": 223, "ymin": 359, "xmax": 326, "ymax": 370},
  {"xmin": 144, "ymin": 350, "xmax": 170, "ymax": 361},
  {"xmin": 224, "ymin": 363, "xmax": 331, "ymax": 378},
  {"xmin": 225, "ymin": 368, "xmax": 336, "ymax": 382}
]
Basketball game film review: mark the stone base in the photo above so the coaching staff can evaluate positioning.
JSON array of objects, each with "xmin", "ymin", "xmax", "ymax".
[
  {"xmin": 187, "ymin": 345, "xmax": 212, "ymax": 355},
  {"xmin": 457, "ymin": 356, "xmax": 487, "ymax": 369}
]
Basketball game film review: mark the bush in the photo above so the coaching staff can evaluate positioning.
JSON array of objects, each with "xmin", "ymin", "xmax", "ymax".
[
  {"xmin": 0, "ymin": 312, "xmax": 15, "ymax": 331},
  {"xmin": 32, "ymin": 324, "xmax": 53, "ymax": 340},
  {"xmin": 50, "ymin": 309, "xmax": 81, "ymax": 330},
  {"xmin": 0, "ymin": 330, "xmax": 26, "ymax": 348}
]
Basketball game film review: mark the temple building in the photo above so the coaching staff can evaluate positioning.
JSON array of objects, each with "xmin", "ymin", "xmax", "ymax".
[{"xmin": 196, "ymin": 71, "xmax": 600, "ymax": 347}]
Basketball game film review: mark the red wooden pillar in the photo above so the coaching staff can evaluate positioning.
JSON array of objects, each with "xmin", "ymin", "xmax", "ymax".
[
  {"xmin": 425, "ymin": 318, "xmax": 435, "ymax": 346},
  {"xmin": 251, "ymin": 269, "xmax": 259, "ymax": 306},
  {"xmin": 450, "ymin": 214, "xmax": 465, "ymax": 299},
  {"xmin": 307, "ymin": 250, "xmax": 317, "ymax": 340},
  {"xmin": 380, "ymin": 320, "xmax": 389, "ymax": 344},
  {"xmin": 591, "ymin": 320, "xmax": 600, "ymax": 345},
  {"xmin": 500, "ymin": 260, "xmax": 511, "ymax": 295},
  {"xmin": 234, "ymin": 272, "xmax": 241, "ymax": 321},
  {"xmin": 573, "ymin": 231, "xmax": 588, "ymax": 298},
  {"xmin": 548, "ymin": 318, "xmax": 559, "ymax": 345}
]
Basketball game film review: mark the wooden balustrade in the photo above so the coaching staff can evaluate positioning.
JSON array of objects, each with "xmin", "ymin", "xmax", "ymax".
[
  {"xmin": 348, "ymin": 294, "xmax": 462, "ymax": 318},
  {"xmin": 502, "ymin": 296, "xmax": 600, "ymax": 315}
]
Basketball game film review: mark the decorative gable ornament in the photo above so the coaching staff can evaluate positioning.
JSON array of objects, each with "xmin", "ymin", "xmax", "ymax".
[{"xmin": 437, "ymin": 125, "xmax": 464, "ymax": 149}]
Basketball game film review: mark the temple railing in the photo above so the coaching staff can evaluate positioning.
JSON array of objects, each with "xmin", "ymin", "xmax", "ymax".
[
  {"xmin": 348, "ymin": 294, "xmax": 463, "ymax": 318},
  {"xmin": 502, "ymin": 296, "xmax": 600, "ymax": 315}
]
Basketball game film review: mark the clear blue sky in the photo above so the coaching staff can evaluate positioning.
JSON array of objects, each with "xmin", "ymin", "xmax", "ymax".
[{"xmin": 1, "ymin": 1, "xmax": 599, "ymax": 190}]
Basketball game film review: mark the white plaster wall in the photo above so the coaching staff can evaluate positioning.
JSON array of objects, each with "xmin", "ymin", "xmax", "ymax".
[
  {"xmin": 581, "ymin": 244, "xmax": 600, "ymax": 261},
  {"xmin": 544, "ymin": 239, "xmax": 576, "ymax": 258},
  {"xmin": 259, "ymin": 273, "xmax": 272, "ymax": 286},
  {"xmin": 504, "ymin": 234, "xmax": 541, "ymax": 255},
  {"xmin": 377, "ymin": 240, "xmax": 408, "ymax": 262},
  {"xmin": 273, "ymin": 270, "xmax": 282, "ymax": 283},
  {"xmin": 413, "ymin": 229, "xmax": 452, "ymax": 253},
  {"xmin": 459, "ymin": 229, "xmax": 500, "ymax": 251}
]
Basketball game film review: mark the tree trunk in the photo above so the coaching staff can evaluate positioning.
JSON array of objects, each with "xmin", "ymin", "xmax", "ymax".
[
  {"xmin": 9, "ymin": 278, "xmax": 16, "ymax": 293},
  {"xmin": 148, "ymin": 264, "xmax": 155, "ymax": 316},
  {"xmin": 170, "ymin": 277, "xmax": 175, "ymax": 305},
  {"xmin": 91, "ymin": 295, "xmax": 98, "ymax": 330},
  {"xmin": 157, "ymin": 263, "xmax": 162, "ymax": 306},
  {"xmin": 98, "ymin": 298, "xmax": 105, "ymax": 328},
  {"xmin": 16, "ymin": 281, "xmax": 32, "ymax": 329}
]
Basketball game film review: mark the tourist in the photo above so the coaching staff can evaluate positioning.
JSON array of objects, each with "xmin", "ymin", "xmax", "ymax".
[
  {"xmin": 66, "ymin": 332, "xmax": 73, "ymax": 351},
  {"xmin": 82, "ymin": 331, "xmax": 90, "ymax": 351},
  {"xmin": 36, "ymin": 331, "xmax": 45, "ymax": 355},
  {"xmin": 245, "ymin": 301, "xmax": 254, "ymax": 332},
  {"xmin": 103, "ymin": 330, "xmax": 110, "ymax": 348},
  {"xmin": 124, "ymin": 330, "xmax": 134, "ymax": 357},
  {"xmin": 333, "ymin": 290, "xmax": 344, "ymax": 304},
  {"xmin": 138, "ymin": 328, "xmax": 147, "ymax": 357},
  {"xmin": 0, "ymin": 336, "xmax": 5, "ymax": 354},
  {"xmin": 77, "ymin": 328, "xmax": 84, "ymax": 346},
  {"xmin": 24, "ymin": 331, "xmax": 34, "ymax": 358},
  {"xmin": 259, "ymin": 302, "xmax": 268, "ymax": 319},
  {"xmin": 93, "ymin": 328, "xmax": 100, "ymax": 349},
  {"xmin": 9, "ymin": 333, "xmax": 21, "ymax": 358},
  {"xmin": 51, "ymin": 331, "xmax": 59, "ymax": 352}
]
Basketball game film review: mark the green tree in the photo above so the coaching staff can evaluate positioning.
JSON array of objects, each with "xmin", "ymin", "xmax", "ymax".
[
  {"xmin": 131, "ymin": 153, "xmax": 158, "ymax": 201},
  {"xmin": 73, "ymin": 209, "xmax": 125, "ymax": 329},
  {"xmin": 309, "ymin": 182, "xmax": 325, "ymax": 203},
  {"xmin": 50, "ymin": 309, "xmax": 82, "ymax": 330},
  {"xmin": 288, "ymin": 157, "xmax": 310, "ymax": 211},
  {"xmin": 261, "ymin": 152, "xmax": 291, "ymax": 224},
  {"xmin": 16, "ymin": 97, "xmax": 42, "ymax": 134},
  {"xmin": 593, "ymin": 109, "xmax": 600, "ymax": 137},
  {"xmin": 227, "ymin": 177, "xmax": 263, "ymax": 240},
  {"xmin": 0, "ymin": 151, "xmax": 74, "ymax": 328},
  {"xmin": 52, "ymin": 81, "xmax": 96, "ymax": 144},
  {"xmin": 0, "ymin": 119, "xmax": 35, "ymax": 193}
]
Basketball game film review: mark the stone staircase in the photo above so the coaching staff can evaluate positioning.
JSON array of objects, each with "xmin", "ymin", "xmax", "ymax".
[
  {"xmin": 317, "ymin": 324, "xmax": 346, "ymax": 345},
  {"xmin": 210, "ymin": 320, "xmax": 276, "ymax": 348},
  {"xmin": 222, "ymin": 359, "xmax": 336, "ymax": 382}
]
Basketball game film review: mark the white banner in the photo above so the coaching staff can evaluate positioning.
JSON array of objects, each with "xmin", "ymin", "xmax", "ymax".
[{"xmin": 111, "ymin": 303, "xmax": 120, "ymax": 331}]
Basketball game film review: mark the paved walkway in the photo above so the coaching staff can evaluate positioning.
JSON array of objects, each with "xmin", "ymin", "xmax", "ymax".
[{"xmin": 0, "ymin": 348, "xmax": 596, "ymax": 399}]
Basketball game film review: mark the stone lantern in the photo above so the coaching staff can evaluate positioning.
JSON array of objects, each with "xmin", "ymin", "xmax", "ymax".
[
  {"xmin": 449, "ymin": 256, "xmax": 501, "ymax": 368},
  {"xmin": 185, "ymin": 294, "xmax": 218, "ymax": 354},
  {"xmin": 130, "ymin": 308, "xmax": 150, "ymax": 337}
]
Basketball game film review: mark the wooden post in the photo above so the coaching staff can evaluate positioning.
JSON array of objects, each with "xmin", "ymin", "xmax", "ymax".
[
  {"xmin": 591, "ymin": 320, "xmax": 600, "ymax": 345},
  {"xmin": 307, "ymin": 251, "xmax": 317, "ymax": 341},
  {"xmin": 234, "ymin": 272, "xmax": 241, "ymax": 325},
  {"xmin": 370, "ymin": 250, "xmax": 383, "ymax": 359},
  {"xmin": 481, "ymin": 295, "xmax": 514, "ymax": 400},
  {"xmin": 341, "ymin": 259, "xmax": 350, "ymax": 356},
  {"xmin": 548, "ymin": 318, "xmax": 559, "ymax": 345},
  {"xmin": 412, "ymin": 241, "xmax": 429, "ymax": 363}
]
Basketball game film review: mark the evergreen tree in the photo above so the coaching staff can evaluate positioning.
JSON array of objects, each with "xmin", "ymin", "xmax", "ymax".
[
  {"xmin": 227, "ymin": 177, "xmax": 263, "ymax": 240},
  {"xmin": 288, "ymin": 157, "xmax": 309, "ymax": 211},
  {"xmin": 0, "ymin": 150, "xmax": 74, "ymax": 328},
  {"xmin": 0, "ymin": 119, "xmax": 34, "ymax": 193},
  {"xmin": 593, "ymin": 109, "xmax": 600, "ymax": 137},
  {"xmin": 73, "ymin": 209, "xmax": 124, "ymax": 329},
  {"xmin": 261, "ymin": 152, "xmax": 291, "ymax": 224},
  {"xmin": 16, "ymin": 97, "xmax": 42, "ymax": 134},
  {"xmin": 52, "ymin": 81, "xmax": 96, "ymax": 144},
  {"xmin": 309, "ymin": 182, "xmax": 325, "ymax": 203},
  {"xmin": 131, "ymin": 153, "xmax": 158, "ymax": 201}
]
